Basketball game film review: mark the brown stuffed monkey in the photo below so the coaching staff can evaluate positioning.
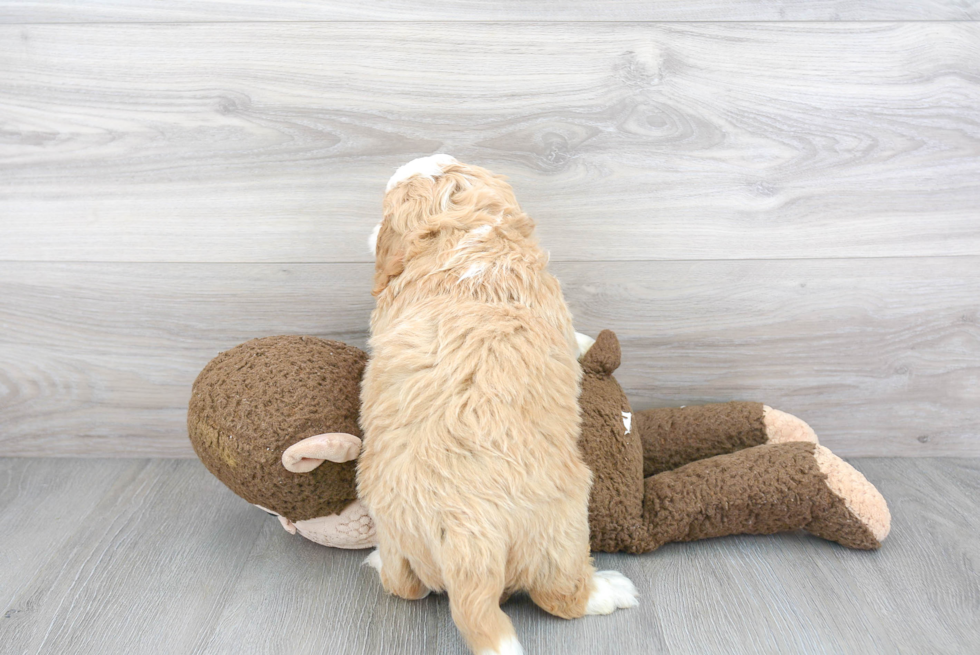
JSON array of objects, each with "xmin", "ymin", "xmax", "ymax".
[
  {"xmin": 578, "ymin": 330, "xmax": 889, "ymax": 553},
  {"xmin": 188, "ymin": 333, "xmax": 889, "ymax": 553}
]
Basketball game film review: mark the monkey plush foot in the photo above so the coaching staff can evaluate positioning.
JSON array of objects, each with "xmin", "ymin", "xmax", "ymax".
[
  {"xmin": 763, "ymin": 406, "xmax": 819, "ymax": 445},
  {"xmin": 806, "ymin": 445, "xmax": 891, "ymax": 550}
]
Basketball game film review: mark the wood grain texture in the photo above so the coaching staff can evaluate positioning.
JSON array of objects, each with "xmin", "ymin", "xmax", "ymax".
[
  {"xmin": 0, "ymin": 1, "xmax": 977, "ymax": 23},
  {"xmin": 0, "ymin": 457, "xmax": 977, "ymax": 654},
  {"xmin": 1, "ymin": 257, "xmax": 976, "ymax": 458},
  {"xmin": 0, "ymin": 262, "xmax": 375, "ymax": 457},
  {"xmin": 0, "ymin": 458, "xmax": 269, "ymax": 654},
  {"xmin": 565, "ymin": 258, "xmax": 980, "ymax": 458},
  {"xmin": 2, "ymin": 22, "xmax": 979, "ymax": 262},
  {"xmin": 0, "ymin": 458, "xmax": 147, "ymax": 616}
]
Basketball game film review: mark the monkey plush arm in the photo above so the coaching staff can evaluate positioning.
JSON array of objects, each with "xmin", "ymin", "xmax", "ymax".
[{"xmin": 635, "ymin": 403, "xmax": 817, "ymax": 476}]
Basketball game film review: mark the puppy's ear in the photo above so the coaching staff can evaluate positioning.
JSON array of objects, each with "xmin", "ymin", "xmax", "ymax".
[
  {"xmin": 580, "ymin": 329, "xmax": 621, "ymax": 377},
  {"xmin": 372, "ymin": 221, "xmax": 405, "ymax": 296}
]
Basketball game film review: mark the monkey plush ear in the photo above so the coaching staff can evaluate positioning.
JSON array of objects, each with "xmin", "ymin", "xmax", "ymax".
[
  {"xmin": 580, "ymin": 329, "xmax": 622, "ymax": 377},
  {"xmin": 282, "ymin": 433, "xmax": 362, "ymax": 473}
]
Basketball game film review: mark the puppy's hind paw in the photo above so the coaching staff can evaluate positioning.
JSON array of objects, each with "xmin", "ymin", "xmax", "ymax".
[
  {"xmin": 585, "ymin": 570, "xmax": 639, "ymax": 615},
  {"xmin": 363, "ymin": 548, "xmax": 383, "ymax": 574}
]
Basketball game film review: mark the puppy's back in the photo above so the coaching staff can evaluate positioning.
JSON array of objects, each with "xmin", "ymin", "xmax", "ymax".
[{"xmin": 361, "ymin": 293, "xmax": 585, "ymax": 500}]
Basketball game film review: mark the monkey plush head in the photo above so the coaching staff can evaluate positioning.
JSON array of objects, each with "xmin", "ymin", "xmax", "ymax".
[{"xmin": 187, "ymin": 335, "xmax": 375, "ymax": 548}]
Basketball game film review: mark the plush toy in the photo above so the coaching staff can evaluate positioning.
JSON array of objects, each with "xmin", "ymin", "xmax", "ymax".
[
  {"xmin": 188, "ymin": 336, "xmax": 375, "ymax": 548},
  {"xmin": 575, "ymin": 330, "xmax": 889, "ymax": 552},
  {"xmin": 188, "ymin": 332, "xmax": 889, "ymax": 553}
]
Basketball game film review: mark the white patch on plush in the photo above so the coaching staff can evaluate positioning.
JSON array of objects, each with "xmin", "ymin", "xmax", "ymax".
[
  {"xmin": 585, "ymin": 570, "xmax": 639, "ymax": 615},
  {"xmin": 622, "ymin": 411, "xmax": 632, "ymax": 435},
  {"xmin": 575, "ymin": 332, "xmax": 596, "ymax": 359},
  {"xmin": 479, "ymin": 636, "xmax": 524, "ymax": 655},
  {"xmin": 368, "ymin": 222, "xmax": 382, "ymax": 254},
  {"xmin": 386, "ymin": 154, "xmax": 458, "ymax": 192}
]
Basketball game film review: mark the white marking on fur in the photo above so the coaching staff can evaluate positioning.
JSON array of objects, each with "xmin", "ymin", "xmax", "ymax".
[
  {"xmin": 451, "ymin": 224, "xmax": 493, "ymax": 254},
  {"xmin": 478, "ymin": 636, "xmax": 524, "ymax": 655},
  {"xmin": 439, "ymin": 224, "xmax": 497, "ymax": 276},
  {"xmin": 458, "ymin": 262, "xmax": 486, "ymax": 283},
  {"xmin": 386, "ymin": 154, "xmax": 458, "ymax": 192},
  {"xmin": 585, "ymin": 570, "xmax": 639, "ymax": 615},
  {"xmin": 368, "ymin": 222, "xmax": 382, "ymax": 254},
  {"xmin": 622, "ymin": 411, "xmax": 632, "ymax": 435},
  {"xmin": 575, "ymin": 332, "xmax": 596, "ymax": 359},
  {"xmin": 363, "ymin": 548, "xmax": 383, "ymax": 574}
]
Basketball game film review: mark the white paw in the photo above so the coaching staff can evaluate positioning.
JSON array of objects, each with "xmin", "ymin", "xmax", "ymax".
[
  {"xmin": 585, "ymin": 570, "xmax": 639, "ymax": 615},
  {"xmin": 479, "ymin": 635, "xmax": 524, "ymax": 655},
  {"xmin": 363, "ymin": 548, "xmax": 383, "ymax": 574}
]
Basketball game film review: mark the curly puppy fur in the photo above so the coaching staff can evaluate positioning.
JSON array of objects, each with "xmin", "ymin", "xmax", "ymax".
[{"xmin": 358, "ymin": 156, "xmax": 636, "ymax": 655}]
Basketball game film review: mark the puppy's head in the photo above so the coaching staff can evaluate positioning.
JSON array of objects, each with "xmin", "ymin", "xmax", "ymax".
[{"xmin": 369, "ymin": 155, "xmax": 534, "ymax": 296}]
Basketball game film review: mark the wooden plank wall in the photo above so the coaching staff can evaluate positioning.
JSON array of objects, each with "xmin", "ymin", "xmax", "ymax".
[{"xmin": 1, "ymin": 4, "xmax": 978, "ymax": 457}]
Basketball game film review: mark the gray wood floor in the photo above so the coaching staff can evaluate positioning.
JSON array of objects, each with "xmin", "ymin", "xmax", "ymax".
[{"xmin": 1, "ymin": 457, "xmax": 977, "ymax": 654}]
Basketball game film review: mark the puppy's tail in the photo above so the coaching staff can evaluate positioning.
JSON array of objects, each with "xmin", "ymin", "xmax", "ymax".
[{"xmin": 440, "ymin": 535, "xmax": 522, "ymax": 655}]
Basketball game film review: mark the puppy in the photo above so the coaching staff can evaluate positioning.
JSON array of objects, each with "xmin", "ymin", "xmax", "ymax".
[{"xmin": 358, "ymin": 155, "xmax": 638, "ymax": 655}]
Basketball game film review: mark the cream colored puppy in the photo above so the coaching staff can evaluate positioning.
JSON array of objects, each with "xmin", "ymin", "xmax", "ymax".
[{"xmin": 358, "ymin": 156, "xmax": 637, "ymax": 655}]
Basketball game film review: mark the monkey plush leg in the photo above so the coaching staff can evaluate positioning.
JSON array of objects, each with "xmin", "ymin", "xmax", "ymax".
[
  {"xmin": 628, "ymin": 442, "xmax": 890, "ymax": 554},
  {"xmin": 636, "ymin": 402, "xmax": 817, "ymax": 476}
]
